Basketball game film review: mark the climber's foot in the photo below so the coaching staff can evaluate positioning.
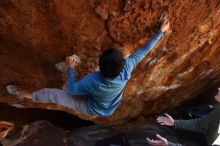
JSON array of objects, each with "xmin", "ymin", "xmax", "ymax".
[{"xmin": 5, "ymin": 85, "xmax": 32, "ymax": 100}]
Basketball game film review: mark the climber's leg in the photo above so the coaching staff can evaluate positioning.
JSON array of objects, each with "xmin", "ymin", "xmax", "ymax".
[
  {"xmin": 32, "ymin": 88, "xmax": 92, "ymax": 115},
  {"xmin": 20, "ymin": 91, "xmax": 32, "ymax": 99},
  {"xmin": 6, "ymin": 85, "xmax": 92, "ymax": 115}
]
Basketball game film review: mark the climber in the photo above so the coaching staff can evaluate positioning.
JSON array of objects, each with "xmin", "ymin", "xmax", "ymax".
[
  {"xmin": 6, "ymin": 20, "xmax": 170, "ymax": 116},
  {"xmin": 146, "ymin": 87, "xmax": 220, "ymax": 146}
]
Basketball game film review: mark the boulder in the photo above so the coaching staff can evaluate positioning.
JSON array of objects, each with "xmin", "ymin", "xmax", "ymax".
[
  {"xmin": 1, "ymin": 120, "xmax": 68, "ymax": 146},
  {"xmin": 0, "ymin": 0, "xmax": 220, "ymax": 123},
  {"xmin": 1, "ymin": 119, "xmax": 199, "ymax": 146}
]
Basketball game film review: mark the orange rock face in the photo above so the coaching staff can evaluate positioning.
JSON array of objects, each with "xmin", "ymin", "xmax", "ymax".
[
  {"xmin": 0, "ymin": 0, "xmax": 220, "ymax": 124},
  {"xmin": 0, "ymin": 121, "xmax": 13, "ymax": 141}
]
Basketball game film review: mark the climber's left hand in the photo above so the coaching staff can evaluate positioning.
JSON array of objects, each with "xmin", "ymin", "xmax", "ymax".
[{"xmin": 66, "ymin": 56, "xmax": 77, "ymax": 68}]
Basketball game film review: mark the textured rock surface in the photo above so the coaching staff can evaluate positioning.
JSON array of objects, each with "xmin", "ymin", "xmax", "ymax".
[
  {"xmin": 1, "ymin": 120, "xmax": 68, "ymax": 146},
  {"xmin": 67, "ymin": 118, "xmax": 200, "ymax": 146},
  {"xmin": 0, "ymin": 102, "xmax": 94, "ymax": 131},
  {"xmin": 1, "ymin": 119, "xmax": 200, "ymax": 146},
  {"xmin": 0, "ymin": 121, "xmax": 13, "ymax": 141},
  {"xmin": 0, "ymin": 0, "xmax": 220, "ymax": 123}
]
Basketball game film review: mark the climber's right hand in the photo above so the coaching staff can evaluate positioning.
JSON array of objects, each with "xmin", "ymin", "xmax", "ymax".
[
  {"xmin": 66, "ymin": 56, "xmax": 77, "ymax": 68},
  {"xmin": 160, "ymin": 19, "xmax": 170, "ymax": 32}
]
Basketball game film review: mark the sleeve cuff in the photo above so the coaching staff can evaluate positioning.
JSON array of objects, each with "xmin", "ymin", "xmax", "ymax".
[
  {"xmin": 68, "ymin": 67, "xmax": 75, "ymax": 70},
  {"xmin": 174, "ymin": 120, "xmax": 180, "ymax": 129},
  {"xmin": 168, "ymin": 142, "xmax": 179, "ymax": 146},
  {"xmin": 158, "ymin": 30, "xmax": 164, "ymax": 36}
]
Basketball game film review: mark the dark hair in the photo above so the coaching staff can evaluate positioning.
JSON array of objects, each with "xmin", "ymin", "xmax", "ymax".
[{"xmin": 99, "ymin": 48, "xmax": 125, "ymax": 79}]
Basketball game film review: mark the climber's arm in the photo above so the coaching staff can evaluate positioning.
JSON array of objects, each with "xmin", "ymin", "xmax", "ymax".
[
  {"xmin": 124, "ymin": 20, "xmax": 169, "ymax": 74},
  {"xmin": 124, "ymin": 31, "xmax": 163, "ymax": 73},
  {"xmin": 66, "ymin": 67, "xmax": 89, "ymax": 95},
  {"xmin": 65, "ymin": 56, "xmax": 89, "ymax": 95}
]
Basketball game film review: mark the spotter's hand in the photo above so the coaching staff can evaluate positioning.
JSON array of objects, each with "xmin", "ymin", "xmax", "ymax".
[
  {"xmin": 157, "ymin": 113, "xmax": 175, "ymax": 126},
  {"xmin": 146, "ymin": 134, "xmax": 168, "ymax": 146}
]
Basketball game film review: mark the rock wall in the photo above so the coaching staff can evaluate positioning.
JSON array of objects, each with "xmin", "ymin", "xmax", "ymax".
[
  {"xmin": 0, "ymin": 0, "xmax": 220, "ymax": 124},
  {"xmin": 1, "ymin": 121, "xmax": 68, "ymax": 146},
  {"xmin": 1, "ymin": 119, "xmax": 199, "ymax": 146},
  {"xmin": 0, "ymin": 121, "xmax": 13, "ymax": 141}
]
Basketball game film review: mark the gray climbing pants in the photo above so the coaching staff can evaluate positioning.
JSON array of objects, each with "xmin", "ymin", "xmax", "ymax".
[{"xmin": 32, "ymin": 88, "xmax": 92, "ymax": 115}]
